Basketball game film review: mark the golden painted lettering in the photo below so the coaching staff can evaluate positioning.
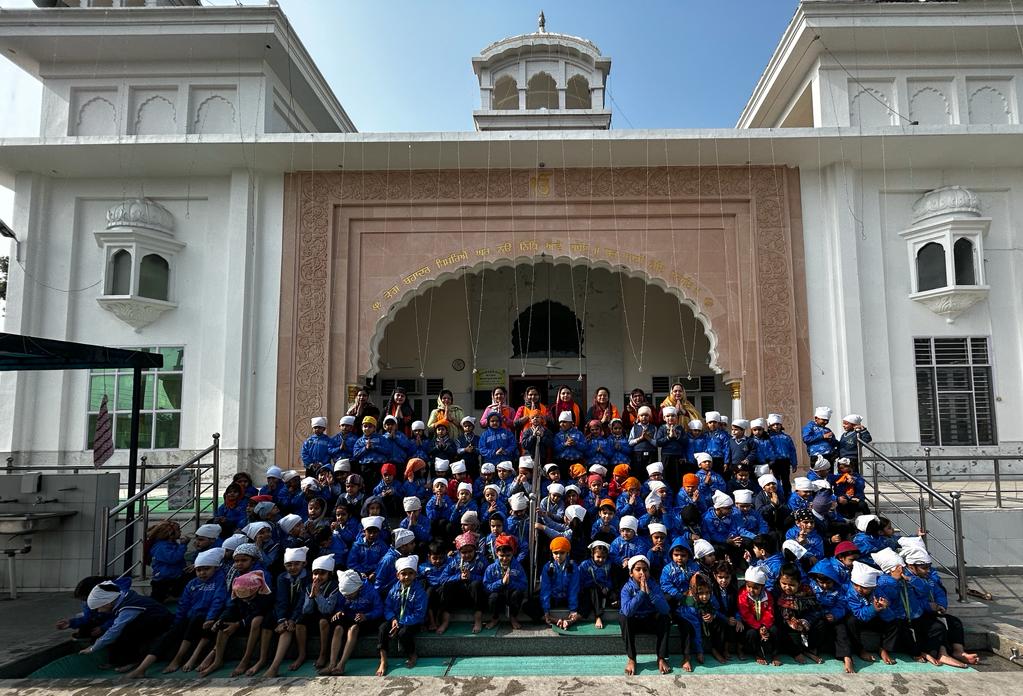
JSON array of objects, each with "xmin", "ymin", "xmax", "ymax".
[
  {"xmin": 475, "ymin": 247, "xmax": 491, "ymax": 257},
  {"xmin": 569, "ymin": 242, "xmax": 588, "ymax": 254},
  {"xmin": 383, "ymin": 285, "xmax": 400, "ymax": 299},
  {"xmin": 529, "ymin": 172, "xmax": 552, "ymax": 197},
  {"xmin": 519, "ymin": 239, "xmax": 538, "ymax": 252},
  {"xmin": 372, "ymin": 301, "xmax": 381, "ymax": 311},
  {"xmin": 496, "ymin": 242, "xmax": 512, "ymax": 254},
  {"xmin": 545, "ymin": 240, "xmax": 562, "ymax": 252},
  {"xmin": 435, "ymin": 250, "xmax": 469, "ymax": 268}
]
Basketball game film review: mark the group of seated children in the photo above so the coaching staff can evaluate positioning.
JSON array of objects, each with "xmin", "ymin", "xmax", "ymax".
[{"xmin": 58, "ymin": 404, "xmax": 975, "ymax": 677}]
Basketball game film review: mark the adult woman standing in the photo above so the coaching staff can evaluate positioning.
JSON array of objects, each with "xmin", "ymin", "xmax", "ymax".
[
  {"xmin": 513, "ymin": 385, "xmax": 550, "ymax": 432},
  {"xmin": 585, "ymin": 386, "xmax": 620, "ymax": 434},
  {"xmin": 479, "ymin": 386, "xmax": 515, "ymax": 431},
  {"xmin": 552, "ymin": 385, "xmax": 582, "ymax": 428},
  {"xmin": 427, "ymin": 389, "xmax": 465, "ymax": 436},
  {"xmin": 383, "ymin": 386, "xmax": 416, "ymax": 436},
  {"xmin": 622, "ymin": 388, "xmax": 649, "ymax": 430},
  {"xmin": 659, "ymin": 382, "xmax": 701, "ymax": 424},
  {"xmin": 346, "ymin": 387, "xmax": 380, "ymax": 424}
]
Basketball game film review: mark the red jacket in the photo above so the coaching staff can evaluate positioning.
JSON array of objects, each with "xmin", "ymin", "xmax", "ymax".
[{"xmin": 738, "ymin": 588, "xmax": 775, "ymax": 629}]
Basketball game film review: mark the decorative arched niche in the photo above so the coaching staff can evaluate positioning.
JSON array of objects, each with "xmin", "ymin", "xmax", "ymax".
[
  {"xmin": 899, "ymin": 186, "xmax": 989, "ymax": 323},
  {"xmin": 94, "ymin": 198, "xmax": 185, "ymax": 330}
]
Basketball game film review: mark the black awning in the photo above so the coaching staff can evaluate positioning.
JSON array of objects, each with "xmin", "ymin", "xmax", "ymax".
[{"xmin": 0, "ymin": 333, "xmax": 164, "ymax": 372}]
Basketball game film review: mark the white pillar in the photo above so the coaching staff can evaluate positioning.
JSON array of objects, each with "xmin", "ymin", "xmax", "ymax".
[{"xmin": 726, "ymin": 380, "xmax": 742, "ymax": 421}]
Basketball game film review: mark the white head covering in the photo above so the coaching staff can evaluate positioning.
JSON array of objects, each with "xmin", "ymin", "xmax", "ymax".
[
  {"xmin": 278, "ymin": 514, "xmax": 303, "ymax": 534},
  {"xmin": 403, "ymin": 496, "xmax": 422, "ymax": 512},
  {"xmin": 744, "ymin": 566, "xmax": 768, "ymax": 585},
  {"xmin": 195, "ymin": 548, "xmax": 225, "ymax": 567},
  {"xmin": 457, "ymin": 482, "xmax": 473, "ymax": 494},
  {"xmin": 793, "ymin": 477, "xmax": 814, "ymax": 492},
  {"xmin": 518, "ymin": 455, "xmax": 534, "ymax": 469},
  {"xmin": 627, "ymin": 555, "xmax": 650, "ymax": 572},
  {"xmin": 484, "ymin": 483, "xmax": 501, "ymax": 495},
  {"xmin": 497, "ymin": 460, "xmax": 514, "ymax": 471},
  {"xmin": 337, "ymin": 569, "xmax": 363, "ymax": 595},
  {"xmin": 86, "ymin": 583, "xmax": 122, "ymax": 609},
  {"xmin": 750, "ymin": 418, "xmax": 766, "ymax": 429},
  {"xmin": 411, "ymin": 420, "xmax": 426, "ymax": 431},
  {"xmin": 480, "ymin": 463, "xmax": 496, "ymax": 474},
  {"xmin": 648, "ymin": 479, "xmax": 667, "ymax": 492},
  {"xmin": 432, "ymin": 477, "xmax": 448, "ymax": 489},
  {"xmin": 695, "ymin": 452, "xmax": 713, "ymax": 464},
  {"xmin": 782, "ymin": 539, "xmax": 808, "ymax": 559},
  {"xmin": 564, "ymin": 484, "xmax": 581, "ymax": 496},
  {"xmin": 812, "ymin": 455, "xmax": 831, "ymax": 472},
  {"xmin": 843, "ymin": 414, "xmax": 863, "ymax": 425},
  {"xmin": 451, "ymin": 460, "xmax": 467, "ymax": 474},
  {"xmin": 312, "ymin": 555, "xmax": 335, "ymax": 572},
  {"xmin": 242, "ymin": 521, "xmax": 271, "ymax": 540},
  {"xmin": 340, "ymin": 415, "xmax": 356, "ymax": 426},
  {"xmin": 362, "ymin": 515, "xmax": 384, "ymax": 530},
  {"xmin": 854, "ymin": 514, "xmax": 879, "ymax": 533},
  {"xmin": 265, "ymin": 466, "xmax": 283, "ymax": 479},
  {"xmin": 734, "ymin": 489, "xmax": 754, "ymax": 504},
  {"xmin": 619, "ymin": 515, "xmax": 639, "ymax": 532},
  {"xmin": 712, "ymin": 490, "xmax": 734, "ymax": 509},
  {"xmin": 222, "ymin": 533, "xmax": 248, "ymax": 552},
  {"xmin": 547, "ymin": 483, "xmax": 565, "ymax": 497},
  {"xmin": 693, "ymin": 539, "xmax": 716, "ymax": 559},
  {"xmin": 872, "ymin": 548, "xmax": 905, "ymax": 572},
  {"xmin": 558, "ymin": 411, "xmax": 574, "ymax": 423},
  {"xmin": 382, "ymin": 415, "xmax": 398, "ymax": 425},
  {"xmin": 766, "ymin": 413, "xmax": 783, "ymax": 426},
  {"xmin": 754, "ymin": 464, "xmax": 771, "ymax": 477},
  {"xmin": 898, "ymin": 536, "xmax": 928, "ymax": 551},
  {"xmin": 283, "ymin": 547, "xmax": 308, "ymax": 564},
  {"xmin": 434, "ymin": 458, "xmax": 450, "ymax": 472},
  {"xmin": 311, "ymin": 416, "xmax": 328, "ymax": 429},
  {"xmin": 509, "ymin": 492, "xmax": 529, "ymax": 511},
  {"xmin": 282, "ymin": 470, "xmax": 300, "ymax": 483},
  {"xmin": 732, "ymin": 419, "xmax": 750, "ymax": 431},
  {"xmin": 195, "ymin": 523, "xmax": 222, "ymax": 539},
  {"xmin": 460, "ymin": 415, "xmax": 475, "ymax": 426},
  {"xmin": 395, "ymin": 555, "xmax": 419, "ymax": 574},
  {"xmin": 902, "ymin": 547, "xmax": 932, "ymax": 565},
  {"xmin": 644, "ymin": 493, "xmax": 662, "ymax": 510},
  {"xmin": 647, "ymin": 522, "xmax": 668, "ymax": 537},
  {"xmin": 638, "ymin": 405, "xmax": 652, "ymax": 416},
  {"xmin": 704, "ymin": 411, "xmax": 722, "ymax": 423},
  {"xmin": 459, "ymin": 510, "xmax": 479, "ymax": 526},
  {"xmin": 646, "ymin": 462, "xmax": 664, "ymax": 475},
  {"xmin": 720, "ymin": 415, "xmax": 729, "ymax": 425},
  {"xmin": 812, "ymin": 480, "xmax": 831, "ymax": 492},
  {"xmin": 392, "ymin": 528, "xmax": 416, "ymax": 548},
  {"xmin": 565, "ymin": 505, "xmax": 587, "ymax": 522},
  {"xmin": 758, "ymin": 473, "xmax": 778, "ymax": 488},
  {"xmin": 300, "ymin": 477, "xmax": 319, "ymax": 491},
  {"xmin": 851, "ymin": 561, "xmax": 882, "ymax": 588},
  {"xmin": 588, "ymin": 540, "xmax": 611, "ymax": 551},
  {"xmin": 814, "ymin": 406, "xmax": 832, "ymax": 420},
  {"xmin": 688, "ymin": 419, "xmax": 704, "ymax": 430},
  {"xmin": 661, "ymin": 406, "xmax": 678, "ymax": 417},
  {"xmin": 333, "ymin": 459, "xmax": 351, "ymax": 473},
  {"xmin": 589, "ymin": 463, "xmax": 607, "ymax": 477}
]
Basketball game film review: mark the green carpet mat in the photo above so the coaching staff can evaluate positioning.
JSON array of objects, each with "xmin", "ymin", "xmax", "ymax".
[{"xmin": 28, "ymin": 651, "xmax": 973, "ymax": 679}]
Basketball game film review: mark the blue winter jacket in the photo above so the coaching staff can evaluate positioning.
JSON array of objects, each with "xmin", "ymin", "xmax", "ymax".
[
  {"xmin": 553, "ymin": 427, "xmax": 587, "ymax": 462},
  {"xmin": 483, "ymin": 560, "xmax": 529, "ymax": 593},
  {"xmin": 150, "ymin": 539, "xmax": 187, "ymax": 581},
  {"xmin": 347, "ymin": 536, "xmax": 389, "ymax": 576},
  {"xmin": 175, "ymin": 569, "xmax": 228, "ymax": 622},
  {"xmin": 701, "ymin": 507, "xmax": 754, "ymax": 543},
  {"xmin": 620, "ymin": 577, "xmax": 671, "ymax": 618},
  {"xmin": 801, "ymin": 420, "xmax": 836, "ymax": 458},
  {"xmin": 769, "ymin": 430, "xmax": 798, "ymax": 467},
  {"xmin": 335, "ymin": 581, "xmax": 384, "ymax": 621},
  {"xmin": 655, "ymin": 424, "xmax": 688, "ymax": 457},
  {"xmin": 705, "ymin": 429, "xmax": 730, "ymax": 459},
  {"xmin": 579, "ymin": 559, "xmax": 613, "ymax": 590},
  {"xmin": 384, "ymin": 581, "xmax": 428, "ymax": 626},
  {"xmin": 539, "ymin": 559, "xmax": 580, "ymax": 612},
  {"xmin": 275, "ymin": 569, "xmax": 311, "ymax": 623},
  {"xmin": 301, "ymin": 433, "xmax": 335, "ymax": 469},
  {"xmin": 352, "ymin": 433, "xmax": 388, "ymax": 466},
  {"xmin": 479, "ymin": 428, "xmax": 517, "ymax": 462}
]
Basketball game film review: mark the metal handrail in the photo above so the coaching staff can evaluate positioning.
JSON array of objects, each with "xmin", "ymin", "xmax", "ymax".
[
  {"xmin": 108, "ymin": 435, "xmax": 220, "ymax": 517},
  {"xmin": 858, "ymin": 436, "xmax": 969, "ymax": 602},
  {"xmin": 100, "ymin": 433, "xmax": 220, "ymax": 576}
]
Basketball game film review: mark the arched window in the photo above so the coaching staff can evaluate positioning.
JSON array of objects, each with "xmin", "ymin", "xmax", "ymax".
[
  {"xmin": 916, "ymin": 242, "xmax": 947, "ymax": 292},
  {"xmin": 526, "ymin": 72, "xmax": 558, "ymax": 110},
  {"xmin": 565, "ymin": 75, "xmax": 591, "ymax": 109},
  {"xmin": 492, "ymin": 75, "xmax": 519, "ymax": 110},
  {"xmin": 139, "ymin": 254, "xmax": 170, "ymax": 301},
  {"xmin": 953, "ymin": 238, "xmax": 977, "ymax": 285},
  {"xmin": 511, "ymin": 301, "xmax": 584, "ymax": 358},
  {"xmin": 109, "ymin": 249, "xmax": 132, "ymax": 295}
]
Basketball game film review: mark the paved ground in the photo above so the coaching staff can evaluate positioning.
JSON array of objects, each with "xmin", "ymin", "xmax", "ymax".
[
  {"xmin": 0, "ymin": 592, "xmax": 78, "ymax": 675},
  {"xmin": 0, "ymin": 672, "xmax": 1019, "ymax": 696}
]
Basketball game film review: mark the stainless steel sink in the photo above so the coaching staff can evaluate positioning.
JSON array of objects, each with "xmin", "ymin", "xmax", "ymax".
[{"xmin": 0, "ymin": 511, "xmax": 77, "ymax": 534}]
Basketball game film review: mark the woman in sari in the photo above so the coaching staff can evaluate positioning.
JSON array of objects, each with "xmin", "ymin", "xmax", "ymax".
[
  {"xmin": 658, "ymin": 382, "xmax": 701, "ymax": 425},
  {"xmin": 427, "ymin": 389, "xmax": 465, "ymax": 436}
]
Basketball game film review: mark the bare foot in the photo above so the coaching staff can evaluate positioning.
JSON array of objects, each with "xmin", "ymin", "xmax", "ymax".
[
  {"xmin": 245, "ymin": 661, "xmax": 265, "ymax": 676},
  {"xmin": 114, "ymin": 663, "xmax": 138, "ymax": 674},
  {"xmin": 954, "ymin": 651, "xmax": 980, "ymax": 665},
  {"xmin": 435, "ymin": 619, "xmax": 449, "ymax": 635},
  {"xmin": 315, "ymin": 656, "xmax": 328, "ymax": 670},
  {"xmin": 922, "ymin": 654, "xmax": 938, "ymax": 665},
  {"xmin": 405, "ymin": 654, "xmax": 417, "ymax": 668},
  {"xmin": 318, "ymin": 664, "xmax": 335, "ymax": 676},
  {"xmin": 844, "ymin": 656, "xmax": 855, "ymax": 674},
  {"xmin": 595, "ymin": 616, "xmax": 604, "ymax": 630},
  {"xmin": 939, "ymin": 654, "xmax": 967, "ymax": 669},
  {"xmin": 485, "ymin": 617, "xmax": 499, "ymax": 629},
  {"xmin": 696, "ymin": 653, "xmax": 705, "ymax": 664},
  {"xmin": 162, "ymin": 662, "xmax": 181, "ymax": 674},
  {"xmin": 330, "ymin": 664, "xmax": 346, "ymax": 676},
  {"xmin": 712, "ymin": 649, "xmax": 726, "ymax": 664},
  {"xmin": 624, "ymin": 657, "xmax": 636, "ymax": 675},
  {"xmin": 509, "ymin": 617, "xmax": 522, "ymax": 630},
  {"xmin": 771, "ymin": 658, "xmax": 782, "ymax": 667},
  {"xmin": 124, "ymin": 668, "xmax": 146, "ymax": 679},
  {"xmin": 682, "ymin": 659, "xmax": 693, "ymax": 672},
  {"xmin": 658, "ymin": 658, "xmax": 672, "ymax": 674},
  {"xmin": 231, "ymin": 662, "xmax": 249, "ymax": 677},
  {"xmin": 288, "ymin": 656, "xmax": 305, "ymax": 671},
  {"xmin": 880, "ymin": 650, "xmax": 897, "ymax": 665},
  {"xmin": 472, "ymin": 618, "xmax": 483, "ymax": 634},
  {"xmin": 198, "ymin": 660, "xmax": 222, "ymax": 678},
  {"xmin": 859, "ymin": 650, "xmax": 877, "ymax": 663},
  {"xmin": 263, "ymin": 666, "xmax": 279, "ymax": 678},
  {"xmin": 793, "ymin": 653, "xmax": 807, "ymax": 664},
  {"xmin": 805, "ymin": 652, "xmax": 824, "ymax": 665},
  {"xmin": 375, "ymin": 660, "xmax": 386, "ymax": 677},
  {"xmin": 756, "ymin": 657, "xmax": 767, "ymax": 665}
]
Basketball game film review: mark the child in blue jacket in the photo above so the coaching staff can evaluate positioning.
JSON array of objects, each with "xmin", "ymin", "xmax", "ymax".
[
  {"xmin": 147, "ymin": 520, "xmax": 188, "ymax": 602},
  {"xmin": 540, "ymin": 536, "xmax": 581, "ymax": 629},
  {"xmin": 620, "ymin": 555, "xmax": 673, "ymax": 675},
  {"xmin": 324, "ymin": 569, "xmax": 383, "ymax": 676},
  {"xmin": 579, "ymin": 540, "xmax": 614, "ymax": 629},
  {"xmin": 264, "ymin": 547, "xmax": 312, "ymax": 677},
  {"xmin": 767, "ymin": 414, "xmax": 798, "ymax": 497},
  {"xmin": 376, "ymin": 555, "xmax": 428, "ymax": 675},
  {"xmin": 483, "ymin": 534, "xmax": 528, "ymax": 630}
]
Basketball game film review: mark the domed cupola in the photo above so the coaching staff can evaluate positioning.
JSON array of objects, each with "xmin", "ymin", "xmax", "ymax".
[{"xmin": 472, "ymin": 11, "xmax": 612, "ymax": 131}]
